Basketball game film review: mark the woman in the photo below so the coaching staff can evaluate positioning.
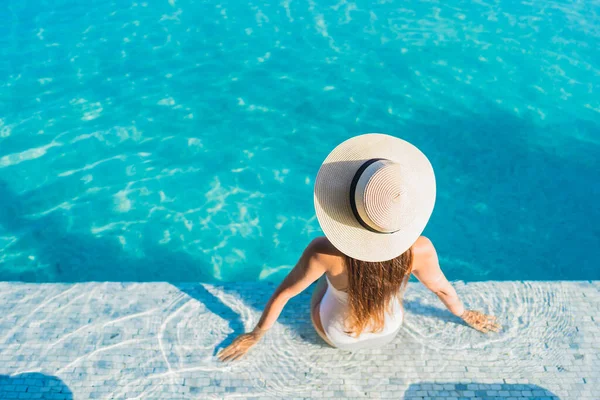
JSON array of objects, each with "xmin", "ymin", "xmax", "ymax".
[{"xmin": 218, "ymin": 134, "xmax": 500, "ymax": 361}]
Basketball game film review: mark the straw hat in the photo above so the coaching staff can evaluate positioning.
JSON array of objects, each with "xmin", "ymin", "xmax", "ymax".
[{"xmin": 313, "ymin": 133, "xmax": 436, "ymax": 262}]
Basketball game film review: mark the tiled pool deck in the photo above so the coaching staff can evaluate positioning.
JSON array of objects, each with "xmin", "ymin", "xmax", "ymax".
[{"xmin": 0, "ymin": 281, "xmax": 598, "ymax": 399}]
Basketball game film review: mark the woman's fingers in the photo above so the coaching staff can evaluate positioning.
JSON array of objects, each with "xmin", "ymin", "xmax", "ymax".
[
  {"xmin": 222, "ymin": 347, "xmax": 249, "ymax": 362},
  {"xmin": 217, "ymin": 348, "xmax": 228, "ymax": 359},
  {"xmin": 218, "ymin": 343, "xmax": 241, "ymax": 361},
  {"xmin": 218, "ymin": 348, "xmax": 234, "ymax": 361},
  {"xmin": 485, "ymin": 316, "xmax": 502, "ymax": 332},
  {"xmin": 462, "ymin": 311, "xmax": 501, "ymax": 334},
  {"xmin": 482, "ymin": 320, "xmax": 502, "ymax": 333},
  {"xmin": 221, "ymin": 348, "xmax": 240, "ymax": 362},
  {"xmin": 218, "ymin": 336, "xmax": 255, "ymax": 362},
  {"xmin": 230, "ymin": 351, "xmax": 246, "ymax": 362}
]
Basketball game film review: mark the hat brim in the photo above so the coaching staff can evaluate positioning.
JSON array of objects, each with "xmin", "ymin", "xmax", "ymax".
[{"xmin": 313, "ymin": 133, "xmax": 436, "ymax": 262}]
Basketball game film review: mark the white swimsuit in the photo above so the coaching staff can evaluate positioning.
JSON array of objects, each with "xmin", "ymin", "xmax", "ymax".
[{"xmin": 318, "ymin": 275, "xmax": 404, "ymax": 350}]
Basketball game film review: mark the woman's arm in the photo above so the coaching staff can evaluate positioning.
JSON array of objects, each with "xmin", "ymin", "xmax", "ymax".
[
  {"xmin": 253, "ymin": 240, "xmax": 327, "ymax": 332},
  {"xmin": 411, "ymin": 237, "xmax": 465, "ymax": 317},
  {"xmin": 411, "ymin": 236, "xmax": 501, "ymax": 333},
  {"xmin": 218, "ymin": 239, "xmax": 327, "ymax": 361}
]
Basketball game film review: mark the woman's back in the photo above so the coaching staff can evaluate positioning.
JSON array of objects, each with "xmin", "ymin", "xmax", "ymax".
[
  {"xmin": 319, "ymin": 274, "xmax": 405, "ymax": 350},
  {"xmin": 316, "ymin": 235, "xmax": 435, "ymax": 291},
  {"xmin": 312, "ymin": 236, "xmax": 415, "ymax": 350}
]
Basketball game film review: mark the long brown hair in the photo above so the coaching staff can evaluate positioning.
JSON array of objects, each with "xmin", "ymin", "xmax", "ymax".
[{"xmin": 344, "ymin": 248, "xmax": 413, "ymax": 337}]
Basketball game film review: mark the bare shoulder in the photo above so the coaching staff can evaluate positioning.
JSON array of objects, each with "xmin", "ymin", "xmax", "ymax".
[
  {"xmin": 304, "ymin": 236, "xmax": 344, "ymax": 267},
  {"xmin": 412, "ymin": 236, "xmax": 435, "ymax": 255},
  {"xmin": 411, "ymin": 236, "xmax": 439, "ymax": 268}
]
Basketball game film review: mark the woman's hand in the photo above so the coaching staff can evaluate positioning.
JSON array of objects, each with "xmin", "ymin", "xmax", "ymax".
[
  {"xmin": 218, "ymin": 328, "xmax": 265, "ymax": 362},
  {"xmin": 460, "ymin": 310, "xmax": 502, "ymax": 333}
]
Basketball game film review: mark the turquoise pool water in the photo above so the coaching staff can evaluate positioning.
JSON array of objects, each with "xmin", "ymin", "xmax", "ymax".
[{"xmin": 0, "ymin": 0, "xmax": 598, "ymax": 283}]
